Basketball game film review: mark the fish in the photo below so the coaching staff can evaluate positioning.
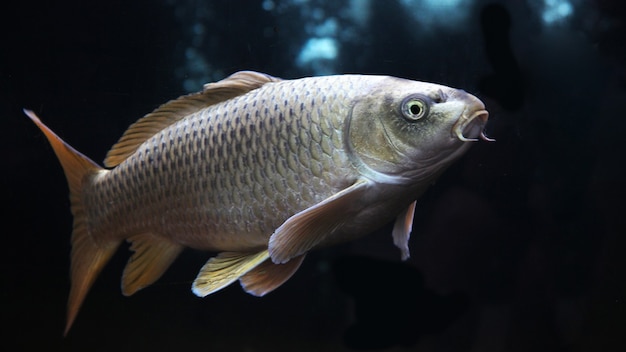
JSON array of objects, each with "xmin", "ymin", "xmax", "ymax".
[{"xmin": 25, "ymin": 70, "xmax": 491, "ymax": 334}]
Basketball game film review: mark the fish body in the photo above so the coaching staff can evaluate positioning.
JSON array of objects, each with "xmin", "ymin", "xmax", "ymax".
[{"xmin": 26, "ymin": 71, "xmax": 490, "ymax": 334}]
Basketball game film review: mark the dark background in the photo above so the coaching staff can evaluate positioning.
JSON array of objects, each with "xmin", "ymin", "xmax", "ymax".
[{"xmin": 2, "ymin": 0, "xmax": 625, "ymax": 351}]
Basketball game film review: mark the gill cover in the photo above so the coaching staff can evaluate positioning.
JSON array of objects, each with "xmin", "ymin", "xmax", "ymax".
[{"xmin": 347, "ymin": 89, "xmax": 434, "ymax": 184}]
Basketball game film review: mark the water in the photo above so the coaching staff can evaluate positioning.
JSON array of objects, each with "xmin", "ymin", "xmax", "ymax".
[{"xmin": 2, "ymin": 0, "xmax": 625, "ymax": 350}]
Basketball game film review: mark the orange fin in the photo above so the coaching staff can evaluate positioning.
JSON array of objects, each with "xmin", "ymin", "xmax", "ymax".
[
  {"xmin": 24, "ymin": 109, "xmax": 121, "ymax": 336},
  {"xmin": 104, "ymin": 71, "xmax": 282, "ymax": 167},
  {"xmin": 24, "ymin": 109, "xmax": 101, "ymax": 187},
  {"xmin": 192, "ymin": 250, "xmax": 270, "ymax": 297},
  {"xmin": 392, "ymin": 201, "xmax": 416, "ymax": 261},
  {"xmin": 268, "ymin": 179, "xmax": 371, "ymax": 264},
  {"xmin": 240, "ymin": 254, "xmax": 306, "ymax": 297},
  {"xmin": 66, "ymin": 235, "xmax": 120, "ymax": 335},
  {"xmin": 122, "ymin": 234, "xmax": 184, "ymax": 296}
]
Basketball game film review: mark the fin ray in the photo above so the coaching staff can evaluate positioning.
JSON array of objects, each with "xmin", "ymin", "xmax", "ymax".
[
  {"xmin": 268, "ymin": 179, "xmax": 371, "ymax": 264},
  {"xmin": 192, "ymin": 250, "xmax": 270, "ymax": 297},
  {"xmin": 240, "ymin": 254, "xmax": 306, "ymax": 296},
  {"xmin": 66, "ymin": 235, "xmax": 121, "ymax": 335},
  {"xmin": 24, "ymin": 109, "xmax": 120, "ymax": 336},
  {"xmin": 104, "ymin": 71, "xmax": 281, "ymax": 167},
  {"xmin": 122, "ymin": 234, "xmax": 184, "ymax": 296},
  {"xmin": 392, "ymin": 200, "xmax": 416, "ymax": 261}
]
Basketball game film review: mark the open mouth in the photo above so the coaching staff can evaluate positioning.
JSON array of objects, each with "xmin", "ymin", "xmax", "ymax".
[{"xmin": 452, "ymin": 109, "xmax": 494, "ymax": 142}]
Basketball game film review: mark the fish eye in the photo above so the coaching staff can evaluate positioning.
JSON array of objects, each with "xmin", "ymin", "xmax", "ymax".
[{"xmin": 401, "ymin": 94, "xmax": 430, "ymax": 121}]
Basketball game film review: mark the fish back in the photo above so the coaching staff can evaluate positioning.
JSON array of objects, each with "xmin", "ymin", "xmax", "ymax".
[{"xmin": 86, "ymin": 75, "xmax": 376, "ymax": 250}]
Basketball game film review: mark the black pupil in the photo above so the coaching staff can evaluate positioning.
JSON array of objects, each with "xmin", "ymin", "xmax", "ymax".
[{"xmin": 409, "ymin": 103, "xmax": 421, "ymax": 115}]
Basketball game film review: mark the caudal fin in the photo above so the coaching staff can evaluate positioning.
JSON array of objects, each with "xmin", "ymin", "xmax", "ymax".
[{"xmin": 25, "ymin": 109, "xmax": 121, "ymax": 335}]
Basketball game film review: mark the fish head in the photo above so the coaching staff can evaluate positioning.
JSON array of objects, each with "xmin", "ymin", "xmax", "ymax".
[{"xmin": 348, "ymin": 76, "xmax": 490, "ymax": 183}]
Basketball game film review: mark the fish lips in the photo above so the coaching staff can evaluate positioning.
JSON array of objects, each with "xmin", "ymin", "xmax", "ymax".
[{"xmin": 452, "ymin": 108, "xmax": 492, "ymax": 142}]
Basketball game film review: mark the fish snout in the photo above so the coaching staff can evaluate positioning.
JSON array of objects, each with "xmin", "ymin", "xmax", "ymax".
[{"xmin": 452, "ymin": 97, "xmax": 493, "ymax": 142}]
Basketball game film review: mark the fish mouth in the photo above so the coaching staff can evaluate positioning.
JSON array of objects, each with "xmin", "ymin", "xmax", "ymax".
[{"xmin": 452, "ymin": 109, "xmax": 493, "ymax": 142}]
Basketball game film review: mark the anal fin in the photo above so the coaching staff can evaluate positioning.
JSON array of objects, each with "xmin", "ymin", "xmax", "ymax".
[
  {"xmin": 122, "ymin": 233, "xmax": 183, "ymax": 296},
  {"xmin": 192, "ymin": 250, "xmax": 269, "ymax": 297},
  {"xmin": 240, "ymin": 254, "xmax": 306, "ymax": 296}
]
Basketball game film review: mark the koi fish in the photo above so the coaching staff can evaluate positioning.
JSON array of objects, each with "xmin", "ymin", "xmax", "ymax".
[{"xmin": 25, "ymin": 70, "xmax": 491, "ymax": 334}]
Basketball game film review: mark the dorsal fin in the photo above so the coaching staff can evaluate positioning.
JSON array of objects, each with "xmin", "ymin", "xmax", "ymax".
[{"xmin": 104, "ymin": 71, "xmax": 282, "ymax": 167}]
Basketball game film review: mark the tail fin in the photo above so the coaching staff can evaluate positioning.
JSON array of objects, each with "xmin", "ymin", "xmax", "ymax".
[{"xmin": 24, "ymin": 109, "xmax": 121, "ymax": 335}]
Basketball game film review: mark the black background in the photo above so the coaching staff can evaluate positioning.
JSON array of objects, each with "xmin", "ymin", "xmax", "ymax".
[{"xmin": 2, "ymin": 0, "xmax": 625, "ymax": 351}]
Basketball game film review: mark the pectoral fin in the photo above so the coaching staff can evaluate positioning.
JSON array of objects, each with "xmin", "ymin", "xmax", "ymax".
[
  {"xmin": 392, "ymin": 201, "xmax": 416, "ymax": 261},
  {"xmin": 240, "ymin": 254, "xmax": 306, "ymax": 296},
  {"xmin": 192, "ymin": 250, "xmax": 270, "ymax": 297},
  {"xmin": 268, "ymin": 179, "xmax": 371, "ymax": 264},
  {"xmin": 122, "ymin": 233, "xmax": 184, "ymax": 296}
]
